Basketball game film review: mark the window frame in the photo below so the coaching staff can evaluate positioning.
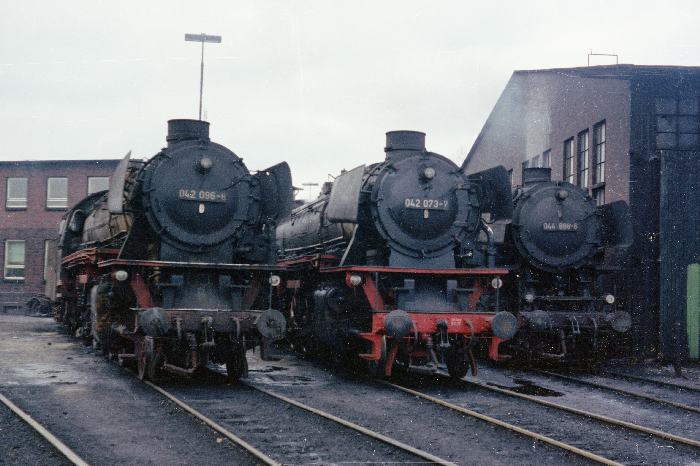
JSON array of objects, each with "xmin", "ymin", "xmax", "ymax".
[
  {"xmin": 563, "ymin": 138, "xmax": 575, "ymax": 184},
  {"xmin": 46, "ymin": 177, "xmax": 68, "ymax": 209},
  {"xmin": 577, "ymin": 130, "xmax": 590, "ymax": 189},
  {"xmin": 655, "ymin": 96, "xmax": 700, "ymax": 150},
  {"xmin": 592, "ymin": 121, "xmax": 606, "ymax": 185},
  {"xmin": 87, "ymin": 176, "xmax": 110, "ymax": 195},
  {"xmin": 4, "ymin": 240, "xmax": 26, "ymax": 281},
  {"xmin": 6, "ymin": 177, "xmax": 28, "ymax": 209}
]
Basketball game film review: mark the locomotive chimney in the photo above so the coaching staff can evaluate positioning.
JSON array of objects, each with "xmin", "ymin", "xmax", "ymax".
[
  {"xmin": 384, "ymin": 131, "xmax": 426, "ymax": 159},
  {"xmin": 522, "ymin": 167, "xmax": 552, "ymax": 186},
  {"xmin": 166, "ymin": 119, "xmax": 210, "ymax": 147}
]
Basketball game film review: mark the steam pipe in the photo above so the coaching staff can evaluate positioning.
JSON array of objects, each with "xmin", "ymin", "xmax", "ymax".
[{"xmin": 480, "ymin": 219, "xmax": 496, "ymax": 268}]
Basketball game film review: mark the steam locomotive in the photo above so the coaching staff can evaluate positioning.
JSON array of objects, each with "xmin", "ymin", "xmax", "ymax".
[
  {"xmin": 53, "ymin": 119, "xmax": 292, "ymax": 381},
  {"xmin": 499, "ymin": 167, "xmax": 633, "ymax": 361},
  {"xmin": 276, "ymin": 130, "xmax": 518, "ymax": 378}
]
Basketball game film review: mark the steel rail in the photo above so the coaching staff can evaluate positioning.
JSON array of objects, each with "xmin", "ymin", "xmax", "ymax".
[
  {"xmin": 602, "ymin": 371, "xmax": 700, "ymax": 394},
  {"xmin": 144, "ymin": 382, "xmax": 280, "ymax": 466},
  {"xmin": 381, "ymin": 381, "xmax": 621, "ymax": 466},
  {"xmin": 536, "ymin": 370, "xmax": 700, "ymax": 414},
  {"xmin": 460, "ymin": 378, "xmax": 700, "ymax": 449},
  {"xmin": 0, "ymin": 392, "xmax": 90, "ymax": 466},
  {"xmin": 240, "ymin": 381, "xmax": 455, "ymax": 466}
]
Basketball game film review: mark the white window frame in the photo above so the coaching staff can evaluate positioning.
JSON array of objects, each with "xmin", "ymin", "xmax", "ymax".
[
  {"xmin": 4, "ymin": 240, "xmax": 26, "ymax": 280},
  {"xmin": 87, "ymin": 176, "xmax": 109, "ymax": 195},
  {"xmin": 6, "ymin": 177, "xmax": 28, "ymax": 209},
  {"xmin": 47, "ymin": 177, "xmax": 68, "ymax": 209}
]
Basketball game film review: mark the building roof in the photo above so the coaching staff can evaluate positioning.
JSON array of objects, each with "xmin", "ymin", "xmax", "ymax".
[
  {"xmin": 0, "ymin": 159, "xmax": 121, "ymax": 167},
  {"xmin": 462, "ymin": 64, "xmax": 700, "ymax": 170},
  {"xmin": 514, "ymin": 64, "xmax": 700, "ymax": 80}
]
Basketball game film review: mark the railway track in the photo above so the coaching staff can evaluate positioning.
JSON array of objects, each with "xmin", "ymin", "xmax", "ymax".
[
  {"xmin": 602, "ymin": 370, "xmax": 700, "ymax": 394},
  {"xmin": 385, "ymin": 376, "xmax": 700, "ymax": 464},
  {"xmin": 380, "ymin": 381, "xmax": 620, "ymax": 466},
  {"xmin": 534, "ymin": 369, "xmax": 700, "ymax": 414},
  {"xmin": 145, "ymin": 377, "xmax": 454, "ymax": 465},
  {"xmin": 0, "ymin": 392, "xmax": 90, "ymax": 466},
  {"xmin": 459, "ymin": 377, "xmax": 700, "ymax": 449}
]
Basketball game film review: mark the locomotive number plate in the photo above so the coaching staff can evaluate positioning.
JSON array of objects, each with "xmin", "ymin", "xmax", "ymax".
[
  {"xmin": 404, "ymin": 198, "xmax": 448, "ymax": 210},
  {"xmin": 542, "ymin": 222, "xmax": 579, "ymax": 231},
  {"xmin": 178, "ymin": 189, "xmax": 228, "ymax": 203}
]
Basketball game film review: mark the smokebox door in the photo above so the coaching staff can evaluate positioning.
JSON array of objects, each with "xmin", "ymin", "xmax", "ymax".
[{"xmin": 326, "ymin": 164, "xmax": 365, "ymax": 223}]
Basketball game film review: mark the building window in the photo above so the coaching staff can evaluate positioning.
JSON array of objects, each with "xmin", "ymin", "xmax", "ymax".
[
  {"xmin": 563, "ymin": 138, "xmax": 575, "ymax": 184},
  {"xmin": 522, "ymin": 160, "xmax": 529, "ymax": 174},
  {"xmin": 6, "ymin": 177, "xmax": 28, "ymax": 209},
  {"xmin": 88, "ymin": 177, "xmax": 109, "ymax": 195},
  {"xmin": 4, "ymin": 240, "xmax": 25, "ymax": 280},
  {"xmin": 655, "ymin": 96, "xmax": 700, "ymax": 150},
  {"xmin": 542, "ymin": 150, "xmax": 551, "ymax": 168},
  {"xmin": 593, "ymin": 122, "xmax": 606, "ymax": 184},
  {"xmin": 577, "ymin": 130, "xmax": 590, "ymax": 189},
  {"xmin": 592, "ymin": 186, "xmax": 605, "ymax": 206},
  {"xmin": 47, "ymin": 177, "xmax": 68, "ymax": 209},
  {"xmin": 531, "ymin": 155, "xmax": 540, "ymax": 168},
  {"xmin": 507, "ymin": 169, "xmax": 513, "ymax": 186}
]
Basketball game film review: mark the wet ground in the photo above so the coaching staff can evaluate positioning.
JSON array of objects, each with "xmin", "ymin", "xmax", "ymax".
[
  {"xmin": 0, "ymin": 316, "xmax": 256, "ymax": 466},
  {"xmin": 2, "ymin": 314, "xmax": 699, "ymax": 465}
]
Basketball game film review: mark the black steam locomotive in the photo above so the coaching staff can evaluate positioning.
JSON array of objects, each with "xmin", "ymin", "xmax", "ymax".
[
  {"xmin": 53, "ymin": 119, "xmax": 292, "ymax": 381},
  {"xmin": 276, "ymin": 131, "xmax": 518, "ymax": 378},
  {"xmin": 500, "ymin": 167, "xmax": 633, "ymax": 361}
]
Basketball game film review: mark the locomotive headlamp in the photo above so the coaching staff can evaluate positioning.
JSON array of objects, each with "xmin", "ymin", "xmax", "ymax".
[
  {"xmin": 491, "ymin": 277, "xmax": 503, "ymax": 289},
  {"xmin": 269, "ymin": 275, "xmax": 281, "ymax": 287},
  {"xmin": 555, "ymin": 189, "xmax": 569, "ymax": 201},
  {"xmin": 349, "ymin": 274, "xmax": 363, "ymax": 287},
  {"xmin": 198, "ymin": 156, "xmax": 213, "ymax": 172},
  {"xmin": 422, "ymin": 167, "xmax": 436, "ymax": 180},
  {"xmin": 604, "ymin": 294, "xmax": 616, "ymax": 304},
  {"xmin": 524, "ymin": 292, "xmax": 535, "ymax": 303},
  {"xmin": 114, "ymin": 270, "xmax": 129, "ymax": 282}
]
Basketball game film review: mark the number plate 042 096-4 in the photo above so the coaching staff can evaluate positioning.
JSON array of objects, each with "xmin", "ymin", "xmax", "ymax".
[
  {"xmin": 178, "ymin": 189, "xmax": 228, "ymax": 203},
  {"xmin": 404, "ymin": 198, "xmax": 448, "ymax": 210}
]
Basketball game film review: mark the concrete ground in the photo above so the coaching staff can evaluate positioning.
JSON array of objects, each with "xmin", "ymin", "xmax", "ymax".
[{"xmin": 0, "ymin": 315, "xmax": 256, "ymax": 466}]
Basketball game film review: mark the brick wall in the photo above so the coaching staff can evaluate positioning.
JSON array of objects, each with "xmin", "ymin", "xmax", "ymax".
[{"xmin": 0, "ymin": 160, "xmax": 119, "ymax": 312}]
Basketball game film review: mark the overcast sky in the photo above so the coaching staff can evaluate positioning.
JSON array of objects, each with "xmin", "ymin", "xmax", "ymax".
[{"xmin": 1, "ymin": 0, "xmax": 698, "ymax": 199}]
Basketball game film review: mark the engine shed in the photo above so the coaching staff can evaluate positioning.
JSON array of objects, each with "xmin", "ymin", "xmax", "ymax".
[{"xmin": 463, "ymin": 64, "xmax": 700, "ymax": 361}]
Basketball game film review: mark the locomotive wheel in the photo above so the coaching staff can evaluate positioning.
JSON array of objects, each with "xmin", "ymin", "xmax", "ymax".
[
  {"xmin": 446, "ymin": 349, "xmax": 469, "ymax": 380},
  {"xmin": 226, "ymin": 349, "xmax": 248, "ymax": 382}
]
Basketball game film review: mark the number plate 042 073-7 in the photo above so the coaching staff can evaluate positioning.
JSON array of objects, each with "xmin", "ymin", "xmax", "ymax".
[
  {"xmin": 404, "ymin": 198, "xmax": 448, "ymax": 210},
  {"xmin": 178, "ymin": 189, "xmax": 228, "ymax": 203}
]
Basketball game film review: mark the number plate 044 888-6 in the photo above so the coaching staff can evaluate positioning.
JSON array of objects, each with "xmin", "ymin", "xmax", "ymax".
[
  {"xmin": 178, "ymin": 189, "xmax": 228, "ymax": 203},
  {"xmin": 404, "ymin": 198, "xmax": 448, "ymax": 210}
]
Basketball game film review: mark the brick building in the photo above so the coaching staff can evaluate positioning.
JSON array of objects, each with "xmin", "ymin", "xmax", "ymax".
[
  {"xmin": 0, "ymin": 159, "xmax": 120, "ymax": 313},
  {"xmin": 463, "ymin": 64, "xmax": 700, "ymax": 360}
]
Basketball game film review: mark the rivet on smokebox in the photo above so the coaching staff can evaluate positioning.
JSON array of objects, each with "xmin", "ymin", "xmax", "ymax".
[{"xmin": 199, "ymin": 203, "xmax": 205, "ymax": 214}]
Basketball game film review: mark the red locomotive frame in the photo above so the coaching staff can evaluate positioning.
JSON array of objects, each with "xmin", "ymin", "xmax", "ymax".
[{"xmin": 280, "ymin": 255, "xmax": 513, "ymax": 378}]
